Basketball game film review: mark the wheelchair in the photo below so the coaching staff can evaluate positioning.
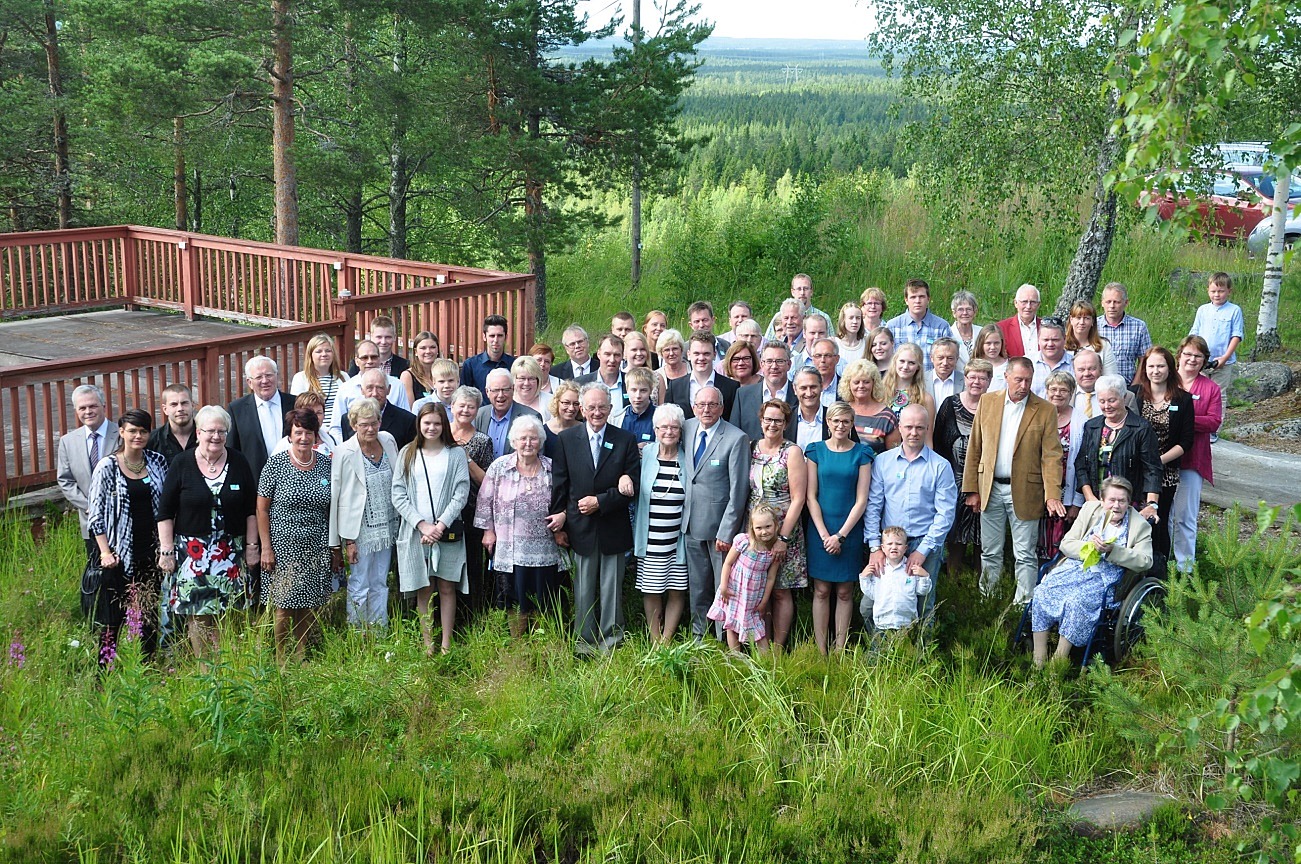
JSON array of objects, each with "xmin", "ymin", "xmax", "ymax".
[{"xmin": 1011, "ymin": 551, "xmax": 1168, "ymax": 667}]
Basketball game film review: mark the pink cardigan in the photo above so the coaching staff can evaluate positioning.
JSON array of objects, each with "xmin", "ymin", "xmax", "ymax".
[{"xmin": 1183, "ymin": 374, "xmax": 1223, "ymax": 484}]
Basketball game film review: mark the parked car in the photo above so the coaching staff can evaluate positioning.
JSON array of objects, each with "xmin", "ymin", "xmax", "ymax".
[
  {"xmin": 1148, "ymin": 165, "xmax": 1301, "ymax": 242},
  {"xmin": 1246, "ymin": 209, "xmax": 1301, "ymax": 256}
]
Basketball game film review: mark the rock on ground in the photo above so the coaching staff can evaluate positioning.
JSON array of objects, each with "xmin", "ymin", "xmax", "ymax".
[
  {"xmin": 1224, "ymin": 362, "xmax": 1295, "ymax": 403},
  {"xmin": 1068, "ymin": 791, "xmax": 1178, "ymax": 832}
]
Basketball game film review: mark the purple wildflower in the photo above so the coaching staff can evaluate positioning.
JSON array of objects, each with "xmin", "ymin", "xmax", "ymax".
[
  {"xmin": 123, "ymin": 585, "xmax": 145, "ymax": 642},
  {"xmin": 6, "ymin": 633, "xmax": 24, "ymax": 669},
  {"xmin": 99, "ymin": 631, "xmax": 117, "ymax": 670}
]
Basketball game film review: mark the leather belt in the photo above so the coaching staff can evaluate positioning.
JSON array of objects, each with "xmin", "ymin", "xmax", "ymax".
[{"xmin": 993, "ymin": 477, "xmax": 1012, "ymax": 484}]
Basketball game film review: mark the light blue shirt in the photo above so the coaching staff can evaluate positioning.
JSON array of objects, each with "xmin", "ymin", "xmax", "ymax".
[
  {"xmin": 885, "ymin": 311, "xmax": 953, "ymax": 370},
  {"xmin": 863, "ymin": 445, "xmax": 957, "ymax": 557},
  {"xmin": 1189, "ymin": 301, "xmax": 1245, "ymax": 364},
  {"xmin": 487, "ymin": 411, "xmax": 511, "ymax": 458}
]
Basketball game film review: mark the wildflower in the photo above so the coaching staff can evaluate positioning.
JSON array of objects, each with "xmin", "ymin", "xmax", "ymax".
[
  {"xmin": 99, "ymin": 632, "xmax": 117, "ymax": 670},
  {"xmin": 385, "ymin": 652, "xmax": 395, "ymax": 663},
  {"xmin": 123, "ymin": 584, "xmax": 145, "ymax": 642},
  {"xmin": 7, "ymin": 634, "xmax": 24, "ymax": 669},
  {"xmin": 68, "ymin": 638, "xmax": 80, "ymax": 649}
]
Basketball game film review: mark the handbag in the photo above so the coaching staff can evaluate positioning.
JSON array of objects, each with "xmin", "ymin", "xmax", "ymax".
[
  {"xmin": 81, "ymin": 463, "xmax": 121, "ymax": 618},
  {"xmin": 419, "ymin": 449, "xmax": 465, "ymax": 544}
]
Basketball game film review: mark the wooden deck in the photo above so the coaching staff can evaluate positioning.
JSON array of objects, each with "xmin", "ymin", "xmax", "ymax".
[{"xmin": 0, "ymin": 309, "xmax": 259, "ymax": 367}]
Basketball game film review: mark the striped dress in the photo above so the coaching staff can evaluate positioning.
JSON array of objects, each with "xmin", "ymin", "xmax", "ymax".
[{"xmin": 635, "ymin": 458, "xmax": 689, "ymax": 593}]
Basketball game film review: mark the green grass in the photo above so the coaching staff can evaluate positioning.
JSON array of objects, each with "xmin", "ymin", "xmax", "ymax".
[
  {"xmin": 544, "ymin": 174, "xmax": 1301, "ymax": 356},
  {"xmin": 0, "ymin": 511, "xmax": 1220, "ymax": 863}
]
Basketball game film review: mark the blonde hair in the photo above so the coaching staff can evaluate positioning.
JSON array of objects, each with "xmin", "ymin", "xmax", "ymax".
[
  {"xmin": 837, "ymin": 359, "xmax": 883, "ymax": 403},
  {"xmin": 302, "ymin": 334, "xmax": 345, "ymax": 397},
  {"xmin": 882, "ymin": 343, "xmax": 926, "ymax": 409}
]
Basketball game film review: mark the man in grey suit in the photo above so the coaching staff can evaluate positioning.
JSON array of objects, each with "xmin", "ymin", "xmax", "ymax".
[
  {"xmin": 474, "ymin": 368, "xmax": 541, "ymax": 459},
  {"xmin": 681, "ymin": 385, "xmax": 751, "ymax": 638},
  {"xmin": 56, "ymin": 384, "xmax": 120, "ymax": 562},
  {"xmin": 729, "ymin": 341, "xmax": 798, "ymax": 442}
]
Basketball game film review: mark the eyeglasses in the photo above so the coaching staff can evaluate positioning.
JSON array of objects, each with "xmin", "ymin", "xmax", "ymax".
[
  {"xmin": 198, "ymin": 428, "xmax": 228, "ymax": 436},
  {"xmin": 693, "ymin": 401, "xmax": 722, "ymax": 409},
  {"xmin": 761, "ymin": 358, "xmax": 790, "ymax": 366},
  {"xmin": 812, "ymin": 352, "xmax": 838, "ymax": 361},
  {"xmin": 761, "ymin": 417, "xmax": 786, "ymax": 425},
  {"xmin": 356, "ymin": 354, "xmax": 380, "ymax": 361},
  {"xmin": 486, "ymin": 387, "xmax": 512, "ymax": 395}
]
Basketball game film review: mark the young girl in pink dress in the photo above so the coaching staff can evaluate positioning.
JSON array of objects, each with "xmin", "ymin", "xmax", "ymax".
[{"xmin": 708, "ymin": 504, "xmax": 782, "ymax": 652}]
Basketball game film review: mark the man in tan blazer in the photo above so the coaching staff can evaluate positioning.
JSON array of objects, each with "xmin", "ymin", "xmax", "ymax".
[{"xmin": 962, "ymin": 357, "xmax": 1065, "ymax": 603}]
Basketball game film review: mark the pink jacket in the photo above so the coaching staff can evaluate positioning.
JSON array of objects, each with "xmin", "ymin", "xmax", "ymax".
[{"xmin": 1183, "ymin": 374, "xmax": 1223, "ymax": 484}]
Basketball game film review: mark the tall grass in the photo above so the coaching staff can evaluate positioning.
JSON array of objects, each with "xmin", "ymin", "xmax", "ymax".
[
  {"xmin": 0, "ymin": 514, "xmax": 1141, "ymax": 862},
  {"xmin": 545, "ymin": 174, "xmax": 1300, "ymax": 356}
]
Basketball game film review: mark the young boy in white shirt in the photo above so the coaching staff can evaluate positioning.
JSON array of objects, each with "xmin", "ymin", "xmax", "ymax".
[
  {"xmin": 859, "ymin": 526, "xmax": 933, "ymax": 631},
  {"xmin": 1189, "ymin": 271, "xmax": 1245, "ymax": 389}
]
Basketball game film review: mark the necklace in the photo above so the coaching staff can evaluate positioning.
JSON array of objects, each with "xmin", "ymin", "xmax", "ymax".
[
  {"xmin": 288, "ymin": 448, "xmax": 315, "ymax": 469},
  {"xmin": 198, "ymin": 448, "xmax": 226, "ymax": 469},
  {"xmin": 122, "ymin": 454, "xmax": 147, "ymax": 474}
]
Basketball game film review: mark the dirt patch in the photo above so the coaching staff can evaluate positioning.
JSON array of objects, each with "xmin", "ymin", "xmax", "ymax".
[{"xmin": 1220, "ymin": 351, "xmax": 1301, "ymax": 455}]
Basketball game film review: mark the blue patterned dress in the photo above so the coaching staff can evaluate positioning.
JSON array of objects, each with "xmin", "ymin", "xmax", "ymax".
[{"xmin": 1031, "ymin": 516, "xmax": 1130, "ymax": 645}]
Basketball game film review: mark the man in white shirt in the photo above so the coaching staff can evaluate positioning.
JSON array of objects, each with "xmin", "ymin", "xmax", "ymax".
[
  {"xmin": 996, "ymin": 284, "xmax": 1043, "ymax": 361},
  {"xmin": 791, "ymin": 313, "xmax": 830, "ymax": 372},
  {"xmin": 576, "ymin": 334, "xmax": 629, "ymax": 410},
  {"xmin": 808, "ymin": 338, "xmax": 842, "ymax": 407},
  {"xmin": 553, "ymin": 325, "xmax": 594, "ymax": 380},
  {"xmin": 926, "ymin": 337, "xmax": 962, "ymax": 405},
  {"xmin": 666, "ymin": 330, "xmax": 739, "ymax": 419},
  {"xmin": 1030, "ymin": 321, "xmax": 1074, "ymax": 397},
  {"xmin": 792, "ymin": 368, "xmax": 827, "ymax": 449},
  {"xmin": 56, "ymin": 384, "xmax": 120, "ymax": 563},
  {"xmin": 1072, "ymin": 348, "xmax": 1134, "ymax": 418},
  {"xmin": 961, "ymin": 358, "xmax": 1065, "ymax": 603},
  {"xmin": 730, "ymin": 341, "xmax": 798, "ymax": 441},
  {"xmin": 766, "ymin": 272, "xmax": 834, "ymax": 339},
  {"xmin": 330, "ymin": 339, "xmax": 409, "ymax": 441}
]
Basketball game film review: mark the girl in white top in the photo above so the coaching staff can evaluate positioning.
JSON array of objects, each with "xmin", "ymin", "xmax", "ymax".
[
  {"xmin": 289, "ymin": 333, "xmax": 350, "ymax": 422},
  {"xmin": 835, "ymin": 302, "xmax": 868, "ymax": 366},
  {"xmin": 973, "ymin": 324, "xmax": 1009, "ymax": 392}
]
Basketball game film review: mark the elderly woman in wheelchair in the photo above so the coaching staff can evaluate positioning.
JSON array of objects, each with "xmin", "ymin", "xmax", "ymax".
[{"xmin": 1030, "ymin": 476, "xmax": 1153, "ymax": 668}]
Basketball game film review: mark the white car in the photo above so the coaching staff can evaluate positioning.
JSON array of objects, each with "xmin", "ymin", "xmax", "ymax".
[{"xmin": 1246, "ymin": 209, "xmax": 1301, "ymax": 256}]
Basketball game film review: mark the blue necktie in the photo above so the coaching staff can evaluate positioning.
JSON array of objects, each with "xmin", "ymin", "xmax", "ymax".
[{"xmin": 694, "ymin": 430, "xmax": 707, "ymax": 465}]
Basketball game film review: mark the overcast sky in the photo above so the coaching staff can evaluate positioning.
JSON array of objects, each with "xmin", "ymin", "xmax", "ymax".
[{"xmin": 576, "ymin": 0, "xmax": 871, "ymax": 41}]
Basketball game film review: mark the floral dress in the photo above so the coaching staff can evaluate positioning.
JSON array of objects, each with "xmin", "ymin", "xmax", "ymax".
[
  {"xmin": 749, "ymin": 441, "xmax": 807, "ymax": 589},
  {"xmin": 1032, "ymin": 516, "xmax": 1129, "ymax": 646},
  {"xmin": 171, "ymin": 466, "xmax": 248, "ymax": 615},
  {"xmin": 707, "ymin": 533, "xmax": 776, "ymax": 642}
]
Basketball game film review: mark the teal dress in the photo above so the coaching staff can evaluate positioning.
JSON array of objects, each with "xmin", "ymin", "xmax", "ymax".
[{"xmin": 804, "ymin": 440, "xmax": 874, "ymax": 583}]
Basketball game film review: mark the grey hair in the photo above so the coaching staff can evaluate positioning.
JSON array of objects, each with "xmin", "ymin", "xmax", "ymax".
[
  {"xmin": 348, "ymin": 397, "xmax": 382, "ymax": 426},
  {"xmin": 359, "ymin": 367, "xmax": 388, "ymax": 386},
  {"xmin": 507, "ymin": 414, "xmax": 546, "ymax": 445},
  {"xmin": 563, "ymin": 324, "xmax": 589, "ymax": 341},
  {"xmin": 451, "ymin": 385, "xmax": 482, "ymax": 409},
  {"xmin": 72, "ymin": 383, "xmax": 105, "ymax": 405},
  {"xmin": 485, "ymin": 367, "xmax": 514, "ymax": 388},
  {"xmin": 779, "ymin": 298, "xmax": 803, "ymax": 315},
  {"xmin": 194, "ymin": 405, "xmax": 231, "ymax": 431},
  {"xmin": 950, "ymin": 290, "xmax": 979, "ymax": 314},
  {"xmin": 244, "ymin": 355, "xmax": 278, "ymax": 377},
  {"xmin": 652, "ymin": 402, "xmax": 685, "ymax": 429},
  {"xmin": 1015, "ymin": 283, "xmax": 1040, "ymax": 302},
  {"xmin": 580, "ymin": 382, "xmax": 612, "ymax": 405},
  {"xmin": 930, "ymin": 336, "xmax": 960, "ymax": 356},
  {"xmin": 1039, "ymin": 319, "xmax": 1066, "ymax": 337},
  {"xmin": 1095, "ymin": 374, "xmax": 1128, "ymax": 399},
  {"xmin": 1102, "ymin": 281, "xmax": 1129, "ymax": 300},
  {"xmin": 1044, "ymin": 370, "xmax": 1077, "ymax": 396},
  {"xmin": 1073, "ymin": 348, "xmax": 1102, "ymax": 371},
  {"xmin": 793, "ymin": 366, "xmax": 823, "ymax": 387},
  {"xmin": 657, "ymin": 328, "xmax": 686, "ymax": 352}
]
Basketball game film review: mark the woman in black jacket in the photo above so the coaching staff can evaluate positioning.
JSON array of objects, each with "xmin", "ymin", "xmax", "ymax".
[
  {"xmin": 1130, "ymin": 346, "xmax": 1195, "ymax": 562},
  {"xmin": 1075, "ymin": 375, "xmax": 1162, "ymax": 524},
  {"xmin": 157, "ymin": 405, "xmax": 260, "ymax": 663}
]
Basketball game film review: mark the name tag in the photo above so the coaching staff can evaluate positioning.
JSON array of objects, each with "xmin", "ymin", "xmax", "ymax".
[
  {"xmin": 711, "ymin": 459, "xmax": 721, "ymax": 467},
  {"xmin": 142, "ymin": 476, "xmax": 151, "ymax": 485},
  {"xmin": 603, "ymin": 441, "xmax": 613, "ymax": 450},
  {"xmin": 1168, "ymin": 405, "xmax": 1179, "ymax": 412},
  {"xmin": 230, "ymin": 484, "xmax": 241, "ymax": 491},
  {"xmin": 320, "ymin": 478, "xmax": 330, "ymax": 487},
  {"xmin": 1191, "ymin": 394, "xmax": 1201, "ymax": 401},
  {"xmin": 641, "ymin": 433, "xmax": 651, "ymax": 441}
]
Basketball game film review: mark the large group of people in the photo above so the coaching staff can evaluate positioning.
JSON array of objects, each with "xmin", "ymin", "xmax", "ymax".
[{"xmin": 56, "ymin": 270, "xmax": 1238, "ymax": 663}]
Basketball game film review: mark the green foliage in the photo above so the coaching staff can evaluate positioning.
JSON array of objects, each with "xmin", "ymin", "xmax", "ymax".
[
  {"xmin": 1092, "ymin": 503, "xmax": 1301, "ymax": 862},
  {"xmin": 0, "ymin": 517, "xmax": 1144, "ymax": 862}
]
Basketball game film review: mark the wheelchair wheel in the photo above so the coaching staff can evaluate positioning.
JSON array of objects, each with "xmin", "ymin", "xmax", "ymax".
[{"xmin": 1112, "ymin": 576, "xmax": 1166, "ymax": 661}]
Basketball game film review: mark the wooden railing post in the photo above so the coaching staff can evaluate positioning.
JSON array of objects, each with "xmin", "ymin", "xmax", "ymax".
[
  {"xmin": 180, "ymin": 235, "xmax": 198, "ymax": 320},
  {"xmin": 122, "ymin": 233, "xmax": 138, "ymax": 309},
  {"xmin": 201, "ymin": 343, "xmax": 221, "ymax": 407}
]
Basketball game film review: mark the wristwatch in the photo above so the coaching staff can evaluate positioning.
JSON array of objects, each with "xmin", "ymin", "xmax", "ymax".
[{"xmin": 778, "ymin": 534, "xmax": 792, "ymax": 543}]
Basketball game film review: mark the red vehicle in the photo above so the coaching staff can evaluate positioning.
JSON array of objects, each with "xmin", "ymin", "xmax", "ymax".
[{"xmin": 1149, "ymin": 166, "xmax": 1301, "ymax": 242}]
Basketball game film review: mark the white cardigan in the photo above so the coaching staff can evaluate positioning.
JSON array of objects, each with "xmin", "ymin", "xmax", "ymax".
[{"xmin": 328, "ymin": 431, "xmax": 399, "ymax": 547}]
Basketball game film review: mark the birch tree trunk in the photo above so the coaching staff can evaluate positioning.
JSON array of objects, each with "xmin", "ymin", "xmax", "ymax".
[
  {"xmin": 1055, "ymin": 114, "xmax": 1120, "ymax": 317},
  {"xmin": 1252, "ymin": 162, "xmax": 1289, "ymax": 357}
]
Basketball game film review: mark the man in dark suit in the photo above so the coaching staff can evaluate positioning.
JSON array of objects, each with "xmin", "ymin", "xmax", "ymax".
[
  {"xmin": 962, "ymin": 356, "xmax": 1065, "ymax": 604},
  {"xmin": 575, "ymin": 333, "xmax": 631, "ymax": 411},
  {"xmin": 474, "ymin": 368, "xmax": 542, "ymax": 459},
  {"xmin": 666, "ymin": 330, "xmax": 739, "ymax": 419},
  {"xmin": 227, "ymin": 355, "xmax": 294, "ymax": 478},
  {"xmin": 550, "ymin": 384, "xmax": 640, "ymax": 654},
  {"xmin": 682, "ymin": 386, "xmax": 751, "ymax": 638},
  {"xmin": 340, "ymin": 369, "xmax": 417, "ymax": 449},
  {"xmin": 551, "ymin": 324, "xmax": 593, "ymax": 381},
  {"xmin": 730, "ymin": 340, "xmax": 798, "ymax": 442}
]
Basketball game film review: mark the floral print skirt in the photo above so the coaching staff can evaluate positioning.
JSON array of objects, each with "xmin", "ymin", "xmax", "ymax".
[{"xmin": 165, "ymin": 532, "xmax": 247, "ymax": 616}]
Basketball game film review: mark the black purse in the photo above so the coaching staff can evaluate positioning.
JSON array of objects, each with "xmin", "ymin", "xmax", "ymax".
[{"xmin": 80, "ymin": 559, "xmax": 102, "ymax": 618}]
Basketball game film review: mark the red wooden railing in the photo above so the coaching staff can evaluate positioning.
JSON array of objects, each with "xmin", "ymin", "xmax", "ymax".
[{"xmin": 0, "ymin": 226, "xmax": 534, "ymax": 499}]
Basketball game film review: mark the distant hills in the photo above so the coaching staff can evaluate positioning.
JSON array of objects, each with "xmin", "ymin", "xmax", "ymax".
[{"xmin": 559, "ymin": 36, "xmax": 870, "ymax": 60}]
